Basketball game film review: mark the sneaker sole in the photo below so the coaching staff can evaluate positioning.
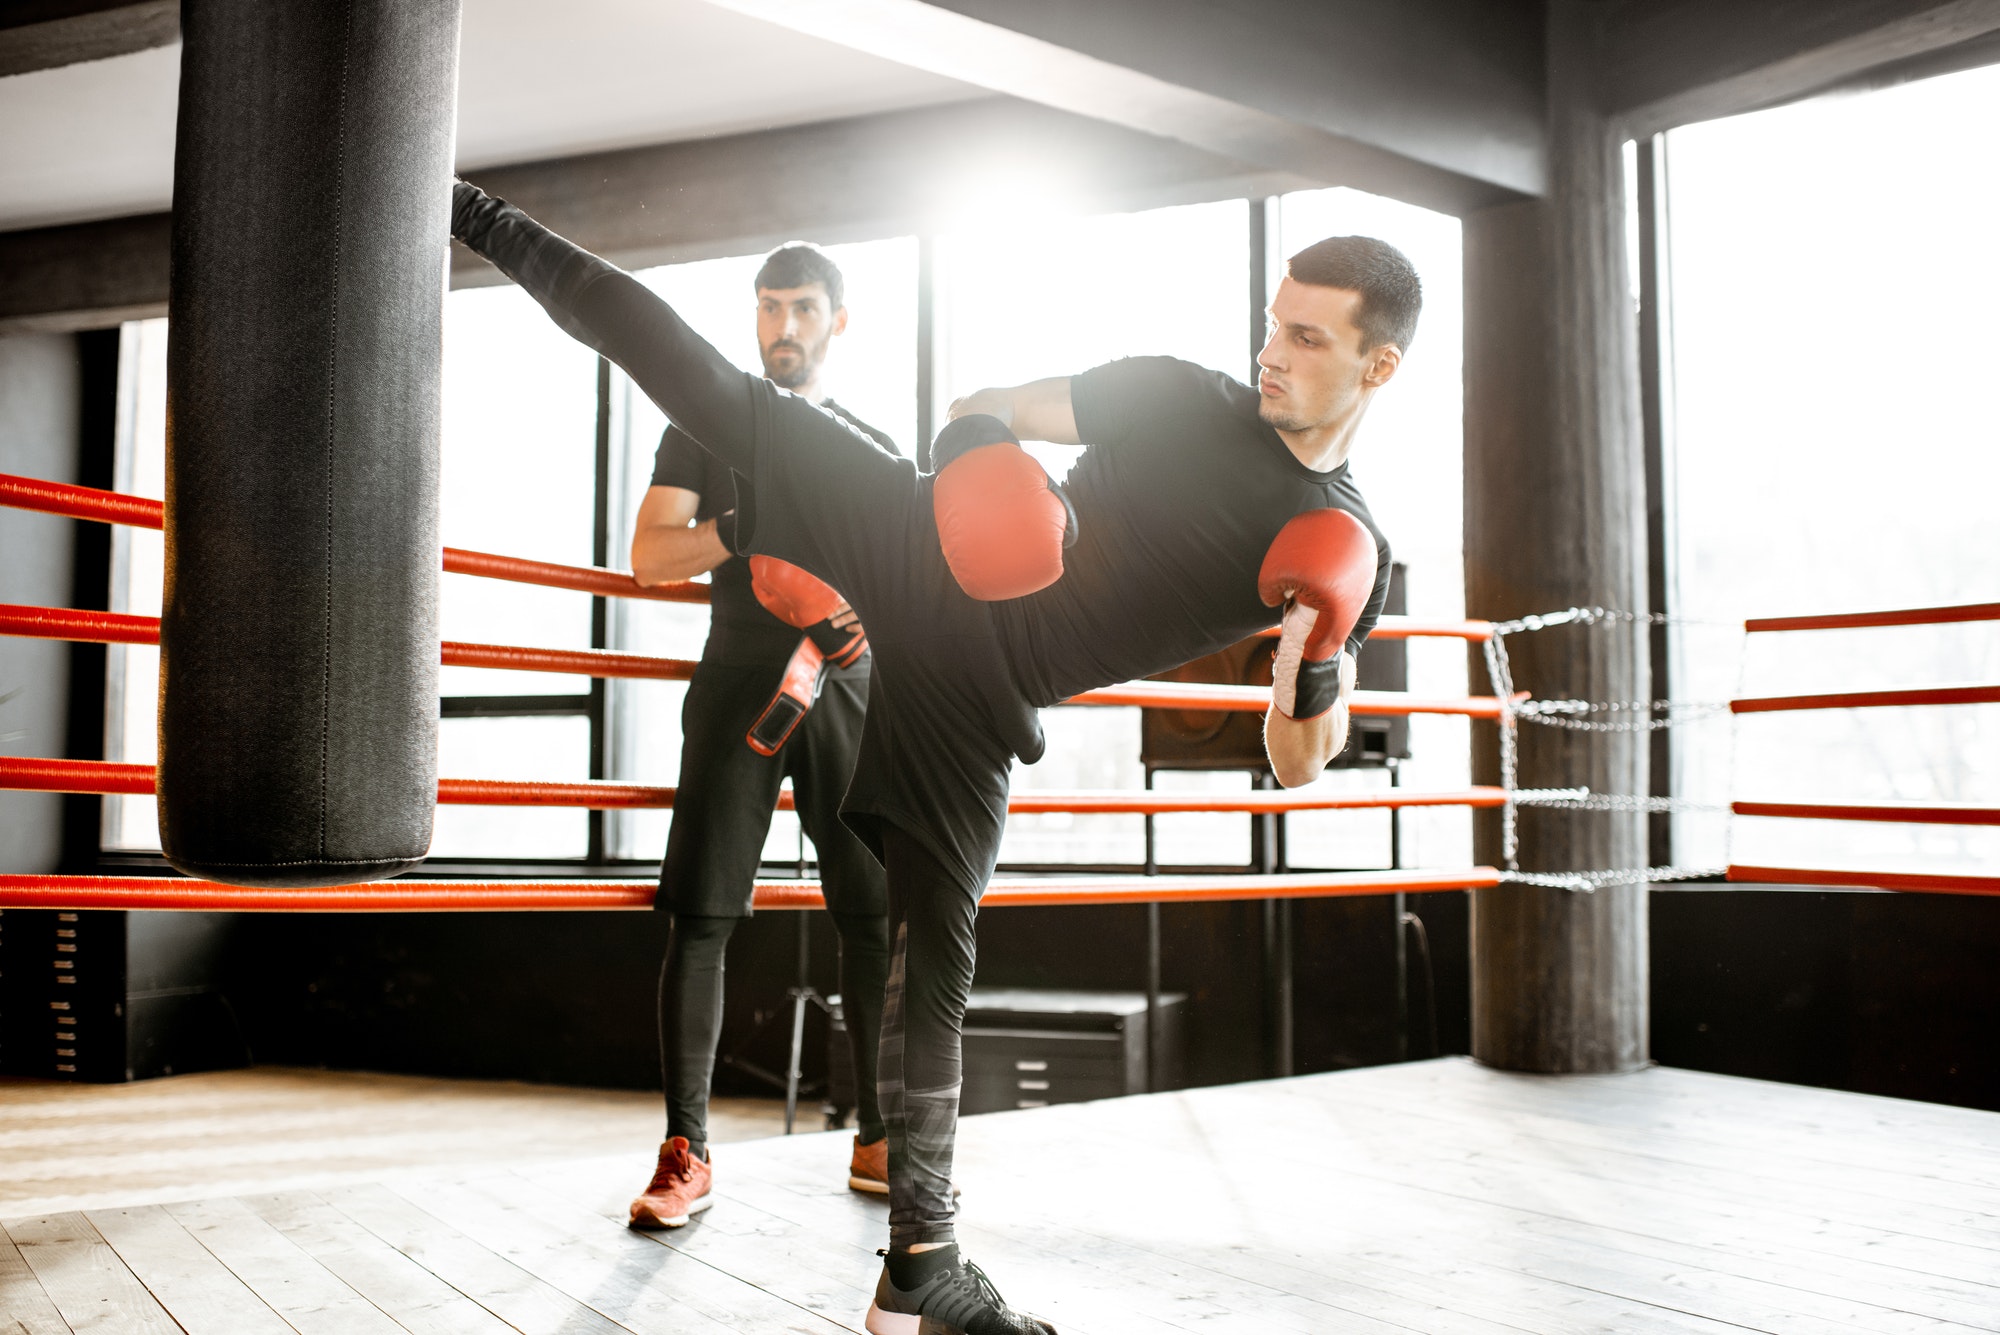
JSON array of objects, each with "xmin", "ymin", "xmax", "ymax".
[
  {"xmin": 848, "ymin": 1176, "xmax": 963, "ymax": 1199},
  {"xmin": 628, "ymin": 1192, "xmax": 713, "ymax": 1229},
  {"xmin": 861, "ymin": 1303, "xmax": 921, "ymax": 1335}
]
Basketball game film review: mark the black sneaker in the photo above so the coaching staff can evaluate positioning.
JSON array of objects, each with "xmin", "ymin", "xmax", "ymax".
[{"xmin": 864, "ymin": 1256, "xmax": 1057, "ymax": 1334}]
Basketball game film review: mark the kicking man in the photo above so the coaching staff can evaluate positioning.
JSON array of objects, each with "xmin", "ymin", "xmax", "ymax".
[{"xmin": 452, "ymin": 182, "xmax": 1406, "ymax": 1335}]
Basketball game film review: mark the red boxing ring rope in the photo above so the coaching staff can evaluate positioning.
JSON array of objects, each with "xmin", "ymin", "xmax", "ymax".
[
  {"xmin": 0, "ymin": 471, "xmax": 710, "ymax": 605},
  {"xmin": 1745, "ymin": 601, "xmax": 2000, "ymax": 633},
  {"xmin": 0, "ymin": 756, "xmax": 1511, "ymax": 815},
  {"xmin": 1727, "ymin": 865, "xmax": 2000, "ymax": 897},
  {"xmin": 1730, "ymin": 683, "xmax": 2000, "ymax": 714},
  {"xmin": 0, "ymin": 471, "xmax": 1482, "ymax": 642},
  {"xmin": 0, "ymin": 602, "xmax": 1505, "ymax": 717},
  {"xmin": 1732, "ymin": 799, "xmax": 2000, "ymax": 827},
  {"xmin": 0, "ymin": 867, "xmax": 1501, "ymax": 913}
]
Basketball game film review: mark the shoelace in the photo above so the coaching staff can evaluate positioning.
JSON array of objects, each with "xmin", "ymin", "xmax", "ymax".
[{"xmin": 646, "ymin": 1148, "xmax": 694, "ymax": 1193}]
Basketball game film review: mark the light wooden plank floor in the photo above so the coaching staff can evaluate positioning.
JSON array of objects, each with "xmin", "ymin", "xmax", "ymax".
[
  {"xmin": 5, "ymin": 1060, "xmax": 1997, "ymax": 1333},
  {"xmin": 0, "ymin": 1067, "xmax": 787, "ymax": 1219}
]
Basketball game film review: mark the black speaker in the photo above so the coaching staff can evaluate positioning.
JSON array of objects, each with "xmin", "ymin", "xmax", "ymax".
[{"xmin": 1141, "ymin": 564, "xmax": 1409, "ymax": 771}]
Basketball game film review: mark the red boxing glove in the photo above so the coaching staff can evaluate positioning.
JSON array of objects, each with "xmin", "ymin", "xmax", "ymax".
[
  {"xmin": 930, "ymin": 414, "xmax": 1076, "ymax": 601},
  {"xmin": 746, "ymin": 637, "xmax": 828, "ymax": 756},
  {"xmin": 749, "ymin": 555, "xmax": 866, "ymax": 668},
  {"xmin": 1257, "ymin": 508, "xmax": 1379, "ymax": 720}
]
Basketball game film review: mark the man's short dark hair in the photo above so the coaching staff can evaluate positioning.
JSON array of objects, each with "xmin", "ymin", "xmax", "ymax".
[
  {"xmin": 755, "ymin": 242, "xmax": 844, "ymax": 309},
  {"xmin": 1286, "ymin": 236, "xmax": 1421, "ymax": 352}
]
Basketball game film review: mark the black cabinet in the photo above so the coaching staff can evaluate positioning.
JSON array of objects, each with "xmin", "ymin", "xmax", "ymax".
[
  {"xmin": 960, "ymin": 988, "xmax": 1185, "ymax": 1115},
  {"xmin": 828, "ymin": 987, "xmax": 1187, "ymax": 1121}
]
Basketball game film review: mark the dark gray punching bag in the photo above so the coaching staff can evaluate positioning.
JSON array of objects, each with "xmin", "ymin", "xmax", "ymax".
[{"xmin": 161, "ymin": 0, "xmax": 461, "ymax": 886}]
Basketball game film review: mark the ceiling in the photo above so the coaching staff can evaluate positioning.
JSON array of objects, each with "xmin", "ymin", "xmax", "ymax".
[{"xmin": 0, "ymin": 0, "xmax": 980, "ymax": 232}]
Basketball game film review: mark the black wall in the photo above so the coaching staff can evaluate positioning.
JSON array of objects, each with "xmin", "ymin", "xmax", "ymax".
[
  {"xmin": 1651, "ymin": 888, "xmax": 2000, "ymax": 1112},
  {"xmin": 214, "ymin": 886, "xmax": 1474, "ymax": 1098},
  {"xmin": 190, "ymin": 884, "xmax": 2000, "ymax": 1119}
]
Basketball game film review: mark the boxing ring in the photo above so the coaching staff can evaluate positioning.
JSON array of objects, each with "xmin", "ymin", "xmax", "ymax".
[
  {"xmin": 4, "ymin": 467, "xmax": 1996, "ymax": 907},
  {"xmin": 6, "ymin": 472, "xmax": 2000, "ymax": 1335}
]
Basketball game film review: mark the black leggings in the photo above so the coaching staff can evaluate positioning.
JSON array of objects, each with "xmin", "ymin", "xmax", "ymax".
[
  {"xmin": 660, "ymin": 910, "xmax": 890, "ymax": 1157},
  {"xmin": 878, "ymin": 825, "xmax": 980, "ymax": 1249}
]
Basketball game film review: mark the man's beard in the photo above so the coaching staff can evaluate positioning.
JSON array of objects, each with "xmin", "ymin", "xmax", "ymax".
[{"xmin": 761, "ymin": 336, "xmax": 828, "ymax": 390}]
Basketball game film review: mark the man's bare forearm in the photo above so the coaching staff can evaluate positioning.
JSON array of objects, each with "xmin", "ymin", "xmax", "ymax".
[
  {"xmin": 632, "ymin": 517, "xmax": 729, "ymax": 585},
  {"xmin": 947, "ymin": 377, "xmax": 1079, "ymax": 445},
  {"xmin": 1263, "ymin": 654, "xmax": 1357, "ymax": 787}
]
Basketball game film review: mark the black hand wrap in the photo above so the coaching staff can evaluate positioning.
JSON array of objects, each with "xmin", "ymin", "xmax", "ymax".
[
  {"xmin": 805, "ymin": 617, "xmax": 868, "ymax": 669},
  {"xmin": 1288, "ymin": 649, "xmax": 1345, "ymax": 722}
]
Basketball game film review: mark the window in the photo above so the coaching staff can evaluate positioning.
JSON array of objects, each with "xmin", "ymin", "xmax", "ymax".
[
  {"xmin": 1663, "ymin": 62, "xmax": 2000, "ymax": 875},
  {"xmin": 100, "ymin": 190, "xmax": 1467, "ymax": 877}
]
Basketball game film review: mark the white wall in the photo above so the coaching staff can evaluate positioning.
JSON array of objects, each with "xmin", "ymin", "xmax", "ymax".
[{"xmin": 0, "ymin": 333, "xmax": 80, "ymax": 872}]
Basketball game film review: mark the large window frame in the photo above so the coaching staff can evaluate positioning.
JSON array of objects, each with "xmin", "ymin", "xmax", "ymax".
[{"xmin": 92, "ymin": 191, "xmax": 1468, "ymax": 883}]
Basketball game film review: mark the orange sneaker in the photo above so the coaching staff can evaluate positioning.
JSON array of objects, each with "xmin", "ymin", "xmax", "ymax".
[
  {"xmin": 628, "ymin": 1137, "xmax": 713, "ymax": 1229},
  {"xmin": 849, "ymin": 1135, "xmax": 959, "ymax": 1198},
  {"xmin": 849, "ymin": 1135, "xmax": 890, "ymax": 1194}
]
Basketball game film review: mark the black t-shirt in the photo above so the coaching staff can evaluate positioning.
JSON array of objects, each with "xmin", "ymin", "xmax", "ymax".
[
  {"xmin": 996, "ymin": 356, "xmax": 1393, "ymax": 706},
  {"xmin": 652, "ymin": 398, "xmax": 896, "ymax": 665}
]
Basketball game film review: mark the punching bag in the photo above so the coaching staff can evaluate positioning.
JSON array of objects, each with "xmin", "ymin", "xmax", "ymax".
[{"xmin": 160, "ymin": 0, "xmax": 462, "ymax": 886}]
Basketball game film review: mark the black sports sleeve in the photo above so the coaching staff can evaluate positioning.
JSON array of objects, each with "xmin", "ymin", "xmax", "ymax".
[
  {"xmin": 650, "ymin": 425, "xmax": 711, "ymax": 493},
  {"xmin": 1349, "ymin": 530, "xmax": 1393, "ymax": 659}
]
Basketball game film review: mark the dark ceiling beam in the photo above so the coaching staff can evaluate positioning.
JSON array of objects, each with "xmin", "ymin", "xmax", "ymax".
[
  {"xmin": 0, "ymin": 0, "xmax": 177, "ymax": 78},
  {"xmin": 1598, "ymin": 0, "xmax": 2000, "ymax": 136},
  {"xmin": 701, "ymin": 0, "xmax": 1545, "ymax": 214},
  {"xmin": 1, "ymin": 97, "xmax": 1303, "ymax": 333}
]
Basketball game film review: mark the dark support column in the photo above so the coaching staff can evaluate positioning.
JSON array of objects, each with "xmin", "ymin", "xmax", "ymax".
[
  {"xmin": 588, "ymin": 357, "xmax": 612, "ymax": 863},
  {"xmin": 1463, "ymin": 1, "xmax": 1650, "ymax": 1074},
  {"xmin": 1636, "ymin": 137, "xmax": 1677, "ymax": 871}
]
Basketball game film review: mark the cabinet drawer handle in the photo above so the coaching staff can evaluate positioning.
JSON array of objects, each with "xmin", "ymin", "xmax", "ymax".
[
  {"xmin": 1016, "ymin": 1099, "xmax": 1049, "ymax": 1109},
  {"xmin": 1014, "ymin": 1060, "xmax": 1048, "ymax": 1072},
  {"xmin": 1017, "ymin": 1079, "xmax": 1050, "ymax": 1091}
]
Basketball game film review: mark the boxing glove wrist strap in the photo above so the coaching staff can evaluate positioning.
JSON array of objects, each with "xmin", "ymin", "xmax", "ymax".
[{"xmin": 1282, "ymin": 652, "xmax": 1345, "ymax": 721}]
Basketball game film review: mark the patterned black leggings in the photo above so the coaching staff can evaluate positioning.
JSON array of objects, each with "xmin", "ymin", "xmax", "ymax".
[{"xmin": 878, "ymin": 825, "xmax": 981, "ymax": 1250}]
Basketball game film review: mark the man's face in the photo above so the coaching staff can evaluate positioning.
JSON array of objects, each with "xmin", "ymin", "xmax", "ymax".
[
  {"xmin": 757, "ymin": 284, "xmax": 846, "ymax": 390},
  {"xmin": 1255, "ymin": 278, "xmax": 1397, "ymax": 434}
]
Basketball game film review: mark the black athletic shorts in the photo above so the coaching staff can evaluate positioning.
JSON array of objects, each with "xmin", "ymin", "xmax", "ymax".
[{"xmin": 656, "ymin": 652, "xmax": 884, "ymax": 918}]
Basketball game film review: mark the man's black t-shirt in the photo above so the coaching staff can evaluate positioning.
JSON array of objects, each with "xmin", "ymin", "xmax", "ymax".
[
  {"xmin": 652, "ymin": 399, "xmax": 896, "ymax": 665},
  {"xmin": 996, "ymin": 356, "xmax": 1393, "ymax": 706}
]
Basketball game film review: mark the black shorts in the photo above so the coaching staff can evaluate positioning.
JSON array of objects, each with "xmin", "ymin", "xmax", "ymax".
[
  {"xmin": 732, "ymin": 389, "xmax": 1040, "ymax": 897},
  {"xmin": 657, "ymin": 652, "xmax": 885, "ymax": 918}
]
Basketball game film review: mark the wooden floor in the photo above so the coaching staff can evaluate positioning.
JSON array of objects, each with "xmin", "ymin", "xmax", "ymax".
[
  {"xmin": 0, "ymin": 1067, "xmax": 786, "ymax": 1220},
  {"xmin": 4, "ymin": 1059, "xmax": 1998, "ymax": 1333}
]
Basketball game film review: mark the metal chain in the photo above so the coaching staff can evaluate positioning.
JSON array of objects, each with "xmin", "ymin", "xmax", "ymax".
[
  {"xmin": 1481, "ymin": 632, "xmax": 1523, "ymax": 866},
  {"xmin": 1512, "ymin": 704, "xmax": 1729, "ymax": 733},
  {"xmin": 1487, "ymin": 606, "xmax": 1732, "ymax": 636},
  {"xmin": 1498, "ymin": 865, "xmax": 1726, "ymax": 893},
  {"xmin": 1511, "ymin": 788, "xmax": 1727, "ymax": 814}
]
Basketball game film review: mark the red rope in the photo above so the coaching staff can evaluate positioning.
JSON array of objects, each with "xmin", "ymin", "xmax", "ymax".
[
  {"xmin": 1070, "ymin": 679, "xmax": 1506, "ymax": 719},
  {"xmin": 1745, "ymin": 601, "xmax": 2000, "ymax": 633},
  {"xmin": 1, "ymin": 757, "xmax": 1507, "ymax": 814},
  {"xmin": 1, "ymin": 472, "xmax": 1500, "ymax": 637},
  {"xmin": 1727, "ymin": 865, "xmax": 2000, "ymax": 897},
  {"xmin": 0, "ymin": 603, "xmax": 1503, "ymax": 714},
  {"xmin": 0, "ymin": 868, "xmax": 1500, "ymax": 912},
  {"xmin": 1731, "ymin": 683, "xmax": 2000, "ymax": 714},
  {"xmin": 1733, "ymin": 800, "xmax": 2000, "ymax": 827}
]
